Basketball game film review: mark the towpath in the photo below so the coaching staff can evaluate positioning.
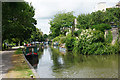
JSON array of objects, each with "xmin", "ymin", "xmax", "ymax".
[{"xmin": 0, "ymin": 50, "xmax": 15, "ymax": 79}]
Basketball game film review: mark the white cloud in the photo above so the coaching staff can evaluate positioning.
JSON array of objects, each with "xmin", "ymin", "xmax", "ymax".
[
  {"xmin": 37, "ymin": 19, "xmax": 50, "ymax": 34},
  {"xmin": 25, "ymin": 0, "xmax": 119, "ymax": 34}
]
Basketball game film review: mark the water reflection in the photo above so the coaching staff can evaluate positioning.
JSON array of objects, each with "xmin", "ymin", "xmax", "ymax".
[{"xmin": 34, "ymin": 46, "xmax": 118, "ymax": 78}]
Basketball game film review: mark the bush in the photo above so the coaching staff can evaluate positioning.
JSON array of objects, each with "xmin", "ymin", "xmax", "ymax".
[
  {"xmin": 73, "ymin": 29, "xmax": 119, "ymax": 55},
  {"xmin": 65, "ymin": 33, "xmax": 76, "ymax": 51},
  {"xmin": 105, "ymin": 30, "xmax": 113, "ymax": 43},
  {"xmin": 74, "ymin": 29, "xmax": 82, "ymax": 37},
  {"xmin": 78, "ymin": 29, "xmax": 104, "ymax": 44},
  {"xmin": 73, "ymin": 41, "xmax": 119, "ymax": 55},
  {"xmin": 52, "ymin": 36, "xmax": 61, "ymax": 42},
  {"xmin": 52, "ymin": 35, "xmax": 67, "ymax": 46},
  {"xmin": 60, "ymin": 37, "xmax": 66, "ymax": 44},
  {"xmin": 65, "ymin": 37, "xmax": 76, "ymax": 51},
  {"xmin": 91, "ymin": 23, "xmax": 111, "ymax": 32}
]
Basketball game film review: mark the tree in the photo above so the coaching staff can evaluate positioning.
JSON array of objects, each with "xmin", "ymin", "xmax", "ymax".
[
  {"xmin": 105, "ymin": 8, "xmax": 120, "ymax": 24},
  {"xmin": 49, "ymin": 11, "xmax": 75, "ymax": 38},
  {"xmin": 2, "ymin": 2, "xmax": 37, "ymax": 47},
  {"xmin": 77, "ymin": 14, "xmax": 92, "ymax": 29},
  {"xmin": 43, "ymin": 34, "xmax": 48, "ymax": 41},
  {"xmin": 30, "ymin": 28, "xmax": 43, "ymax": 42},
  {"xmin": 77, "ymin": 8, "xmax": 120, "ymax": 29},
  {"xmin": 91, "ymin": 23, "xmax": 111, "ymax": 32}
]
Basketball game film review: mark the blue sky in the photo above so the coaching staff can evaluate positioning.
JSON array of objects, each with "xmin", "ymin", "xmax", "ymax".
[{"xmin": 25, "ymin": 0, "xmax": 119, "ymax": 34}]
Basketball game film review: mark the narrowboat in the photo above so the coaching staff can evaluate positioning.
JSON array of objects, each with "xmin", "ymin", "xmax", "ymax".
[{"xmin": 23, "ymin": 46, "xmax": 38, "ymax": 56}]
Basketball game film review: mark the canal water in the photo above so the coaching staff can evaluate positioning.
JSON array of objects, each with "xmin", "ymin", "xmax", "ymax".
[{"xmin": 28, "ymin": 45, "xmax": 118, "ymax": 78}]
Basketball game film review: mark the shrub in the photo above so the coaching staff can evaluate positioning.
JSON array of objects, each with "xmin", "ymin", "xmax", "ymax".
[
  {"xmin": 65, "ymin": 33, "xmax": 76, "ymax": 51},
  {"xmin": 105, "ymin": 30, "xmax": 113, "ymax": 43},
  {"xmin": 73, "ymin": 29, "xmax": 110, "ymax": 55},
  {"xmin": 91, "ymin": 23, "xmax": 111, "ymax": 32},
  {"xmin": 52, "ymin": 35, "xmax": 66, "ymax": 46},
  {"xmin": 65, "ymin": 37, "xmax": 76, "ymax": 51},
  {"xmin": 72, "ymin": 28, "xmax": 119, "ymax": 55},
  {"xmin": 74, "ymin": 29, "xmax": 82, "ymax": 37},
  {"xmin": 52, "ymin": 36, "xmax": 61, "ymax": 42},
  {"xmin": 60, "ymin": 37, "xmax": 66, "ymax": 44}
]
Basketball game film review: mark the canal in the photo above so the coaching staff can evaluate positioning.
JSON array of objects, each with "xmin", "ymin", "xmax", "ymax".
[{"xmin": 27, "ymin": 45, "xmax": 118, "ymax": 78}]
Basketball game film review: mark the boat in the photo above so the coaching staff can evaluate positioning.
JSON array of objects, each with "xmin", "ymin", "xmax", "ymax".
[
  {"xmin": 25, "ymin": 54, "xmax": 39, "ymax": 68},
  {"xmin": 23, "ymin": 45, "xmax": 38, "ymax": 57}
]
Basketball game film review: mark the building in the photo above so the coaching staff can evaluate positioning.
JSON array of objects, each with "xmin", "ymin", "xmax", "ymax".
[
  {"xmin": 116, "ymin": 1, "xmax": 120, "ymax": 8},
  {"xmin": 95, "ymin": 2, "xmax": 106, "ymax": 11}
]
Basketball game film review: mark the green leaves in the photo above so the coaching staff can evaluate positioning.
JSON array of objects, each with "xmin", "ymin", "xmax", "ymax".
[
  {"xmin": 105, "ymin": 30, "xmax": 113, "ymax": 43},
  {"xmin": 2, "ymin": 2, "xmax": 36, "ymax": 43},
  {"xmin": 30, "ymin": 28, "xmax": 43, "ymax": 42},
  {"xmin": 65, "ymin": 36, "xmax": 76, "ymax": 51},
  {"xmin": 72, "ymin": 29, "xmax": 119, "ymax": 55},
  {"xmin": 77, "ymin": 8, "xmax": 120, "ymax": 29},
  {"xmin": 91, "ymin": 23, "xmax": 111, "ymax": 32},
  {"xmin": 49, "ymin": 11, "xmax": 75, "ymax": 38}
]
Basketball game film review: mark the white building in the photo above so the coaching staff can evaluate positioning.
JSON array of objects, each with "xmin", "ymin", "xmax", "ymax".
[
  {"xmin": 116, "ymin": 1, "xmax": 120, "ymax": 8},
  {"xmin": 95, "ymin": 2, "xmax": 106, "ymax": 11}
]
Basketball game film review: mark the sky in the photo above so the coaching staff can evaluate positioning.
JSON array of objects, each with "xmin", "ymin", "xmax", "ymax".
[{"xmin": 25, "ymin": 0, "xmax": 119, "ymax": 34}]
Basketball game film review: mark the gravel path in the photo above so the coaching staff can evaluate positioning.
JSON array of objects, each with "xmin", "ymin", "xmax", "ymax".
[{"xmin": 0, "ymin": 50, "xmax": 15, "ymax": 79}]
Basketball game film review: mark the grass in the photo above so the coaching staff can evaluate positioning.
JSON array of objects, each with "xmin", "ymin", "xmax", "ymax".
[
  {"xmin": 6, "ymin": 48, "xmax": 36, "ymax": 78},
  {"xmin": 15, "ymin": 48, "xmax": 23, "ymax": 54}
]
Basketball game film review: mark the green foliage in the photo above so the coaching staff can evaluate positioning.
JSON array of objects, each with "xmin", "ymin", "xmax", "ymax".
[
  {"xmin": 105, "ymin": 8, "xmax": 120, "ymax": 24},
  {"xmin": 65, "ymin": 33, "xmax": 76, "ymax": 51},
  {"xmin": 42, "ymin": 34, "xmax": 48, "ymax": 41},
  {"xmin": 105, "ymin": 30, "xmax": 113, "ymax": 43},
  {"xmin": 74, "ymin": 29, "xmax": 82, "ymax": 37},
  {"xmin": 91, "ymin": 23, "xmax": 111, "ymax": 32},
  {"xmin": 79, "ymin": 29, "xmax": 104, "ymax": 43},
  {"xmin": 49, "ymin": 11, "xmax": 75, "ymax": 38},
  {"xmin": 60, "ymin": 37, "xmax": 66, "ymax": 44},
  {"xmin": 77, "ymin": 14, "xmax": 92, "ymax": 29},
  {"xmin": 77, "ymin": 8, "xmax": 120, "ymax": 29},
  {"xmin": 74, "ymin": 8, "xmax": 120, "ymax": 55},
  {"xmin": 2, "ymin": 2, "xmax": 37, "ymax": 47},
  {"xmin": 72, "ymin": 29, "xmax": 119, "ymax": 55},
  {"xmin": 73, "ymin": 28, "xmax": 119, "ymax": 55},
  {"xmin": 43, "ymin": 34, "xmax": 48, "ymax": 39},
  {"xmin": 15, "ymin": 48, "xmax": 23, "ymax": 54},
  {"xmin": 52, "ymin": 36, "xmax": 61, "ymax": 42},
  {"xmin": 52, "ymin": 35, "xmax": 67, "ymax": 46},
  {"xmin": 30, "ymin": 28, "xmax": 43, "ymax": 42},
  {"xmin": 90, "ymin": 11, "xmax": 105, "ymax": 24}
]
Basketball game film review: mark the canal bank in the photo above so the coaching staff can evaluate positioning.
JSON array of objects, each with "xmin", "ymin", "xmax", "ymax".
[
  {"xmin": 1, "ymin": 48, "xmax": 39, "ymax": 79},
  {"xmin": 23, "ymin": 53, "xmax": 40, "ymax": 78}
]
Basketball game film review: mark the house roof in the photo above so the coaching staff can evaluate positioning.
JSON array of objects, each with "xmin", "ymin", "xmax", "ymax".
[{"xmin": 116, "ymin": 1, "xmax": 120, "ymax": 6}]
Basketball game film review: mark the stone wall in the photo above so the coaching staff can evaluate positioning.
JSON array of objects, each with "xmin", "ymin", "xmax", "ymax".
[{"xmin": 104, "ymin": 28, "xmax": 119, "ymax": 45}]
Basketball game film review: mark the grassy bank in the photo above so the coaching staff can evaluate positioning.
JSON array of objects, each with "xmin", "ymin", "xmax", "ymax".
[{"xmin": 6, "ymin": 48, "xmax": 35, "ymax": 78}]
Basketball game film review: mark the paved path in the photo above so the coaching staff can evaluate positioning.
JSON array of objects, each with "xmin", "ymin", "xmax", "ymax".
[{"xmin": 0, "ymin": 50, "xmax": 15, "ymax": 79}]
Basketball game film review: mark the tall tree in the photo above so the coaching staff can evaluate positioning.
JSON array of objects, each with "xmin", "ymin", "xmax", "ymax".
[
  {"xmin": 49, "ymin": 11, "xmax": 75, "ymax": 38},
  {"xmin": 30, "ymin": 28, "xmax": 43, "ymax": 42},
  {"xmin": 77, "ymin": 8, "xmax": 120, "ymax": 29},
  {"xmin": 2, "ymin": 2, "xmax": 37, "ymax": 45}
]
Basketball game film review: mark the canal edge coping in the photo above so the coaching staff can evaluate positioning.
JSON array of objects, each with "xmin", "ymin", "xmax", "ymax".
[{"xmin": 22, "ymin": 54, "xmax": 40, "ymax": 78}]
